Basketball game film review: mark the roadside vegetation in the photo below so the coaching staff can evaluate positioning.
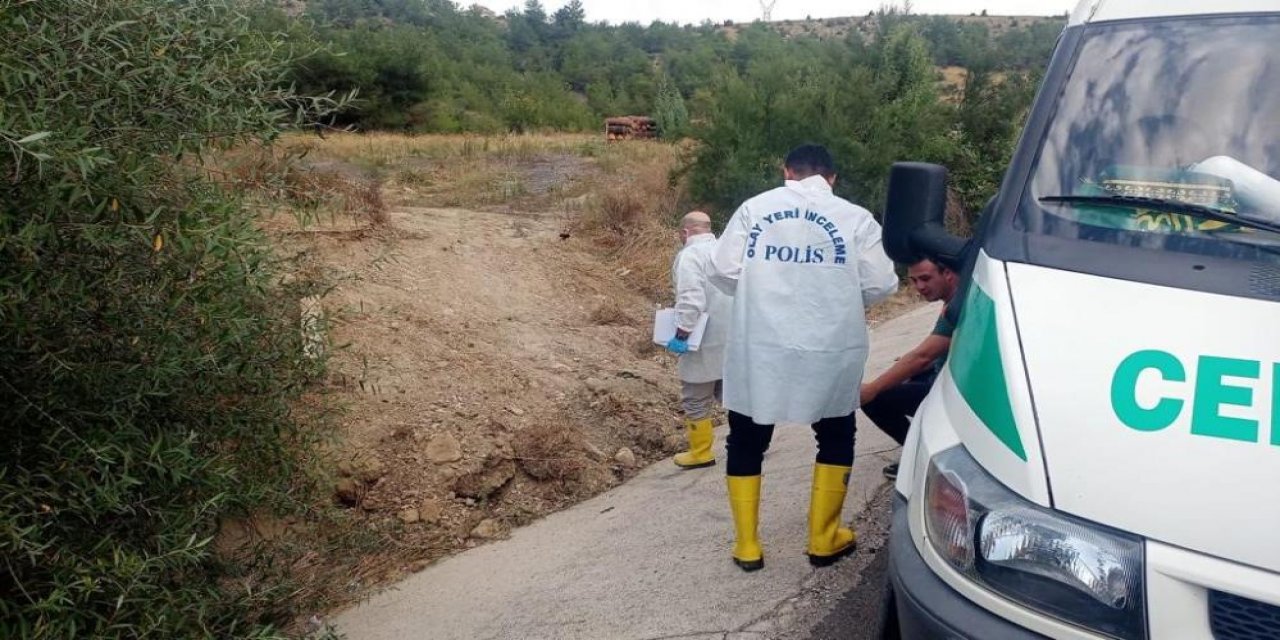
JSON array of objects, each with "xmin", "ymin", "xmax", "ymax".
[{"xmin": 1, "ymin": 1, "xmax": 344, "ymax": 637}]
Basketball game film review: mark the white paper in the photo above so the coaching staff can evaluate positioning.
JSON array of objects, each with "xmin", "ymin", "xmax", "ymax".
[{"xmin": 652, "ymin": 308, "xmax": 709, "ymax": 351}]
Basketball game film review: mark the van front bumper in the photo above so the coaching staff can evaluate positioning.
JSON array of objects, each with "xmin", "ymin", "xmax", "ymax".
[{"xmin": 888, "ymin": 495, "xmax": 1048, "ymax": 639}]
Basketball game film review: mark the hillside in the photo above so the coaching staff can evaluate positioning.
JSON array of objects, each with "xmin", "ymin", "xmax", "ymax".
[
  {"xmin": 228, "ymin": 134, "xmax": 693, "ymax": 616},
  {"xmin": 729, "ymin": 12, "xmax": 1065, "ymax": 41}
]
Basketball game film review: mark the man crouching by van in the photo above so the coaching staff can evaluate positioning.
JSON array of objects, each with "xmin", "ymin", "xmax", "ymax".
[{"xmin": 860, "ymin": 257, "xmax": 960, "ymax": 480}]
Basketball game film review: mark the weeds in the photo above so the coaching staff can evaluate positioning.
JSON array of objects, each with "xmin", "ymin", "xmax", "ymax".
[
  {"xmin": 279, "ymin": 132, "xmax": 600, "ymax": 166},
  {"xmin": 0, "ymin": 2, "xmax": 345, "ymax": 636},
  {"xmin": 215, "ymin": 143, "xmax": 389, "ymax": 227},
  {"xmin": 572, "ymin": 142, "xmax": 690, "ymax": 301},
  {"xmin": 513, "ymin": 423, "xmax": 594, "ymax": 486},
  {"xmin": 589, "ymin": 298, "xmax": 631, "ymax": 325}
]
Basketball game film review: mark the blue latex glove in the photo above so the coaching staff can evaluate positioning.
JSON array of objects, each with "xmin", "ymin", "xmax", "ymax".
[{"xmin": 665, "ymin": 336, "xmax": 689, "ymax": 354}]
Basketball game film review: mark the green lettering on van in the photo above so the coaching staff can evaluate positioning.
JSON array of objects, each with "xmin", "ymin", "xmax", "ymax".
[
  {"xmin": 1190, "ymin": 356, "xmax": 1260, "ymax": 443},
  {"xmin": 1113, "ymin": 353, "xmax": 1278, "ymax": 445},
  {"xmin": 1274, "ymin": 364, "xmax": 1280, "ymax": 447},
  {"xmin": 1111, "ymin": 350, "xmax": 1185, "ymax": 431},
  {"xmin": 949, "ymin": 282, "xmax": 1026, "ymax": 461}
]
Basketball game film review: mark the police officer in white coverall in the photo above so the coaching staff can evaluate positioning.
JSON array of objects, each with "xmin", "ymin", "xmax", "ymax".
[
  {"xmin": 664, "ymin": 211, "xmax": 734, "ymax": 469},
  {"xmin": 711, "ymin": 145, "xmax": 897, "ymax": 572}
]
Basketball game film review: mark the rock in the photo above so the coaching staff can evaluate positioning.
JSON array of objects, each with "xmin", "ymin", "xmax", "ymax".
[
  {"xmin": 453, "ymin": 458, "xmax": 516, "ymax": 500},
  {"xmin": 663, "ymin": 433, "xmax": 685, "ymax": 452},
  {"xmin": 615, "ymin": 447, "xmax": 637, "ymax": 467},
  {"xmin": 471, "ymin": 519, "xmax": 504, "ymax": 540},
  {"xmin": 425, "ymin": 433, "xmax": 464, "ymax": 463},
  {"xmin": 398, "ymin": 508, "xmax": 421, "ymax": 524},
  {"xmin": 506, "ymin": 406, "xmax": 525, "ymax": 416},
  {"xmin": 334, "ymin": 478, "xmax": 361, "ymax": 506},
  {"xmin": 495, "ymin": 441, "xmax": 515, "ymax": 459},
  {"xmin": 419, "ymin": 499, "xmax": 445, "ymax": 524},
  {"xmin": 584, "ymin": 442, "xmax": 608, "ymax": 461},
  {"xmin": 305, "ymin": 615, "xmax": 326, "ymax": 635},
  {"xmin": 354, "ymin": 457, "xmax": 386, "ymax": 483},
  {"xmin": 361, "ymin": 494, "xmax": 387, "ymax": 512}
]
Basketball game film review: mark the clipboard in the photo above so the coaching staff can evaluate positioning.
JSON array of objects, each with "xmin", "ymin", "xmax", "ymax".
[{"xmin": 652, "ymin": 309, "xmax": 709, "ymax": 351}]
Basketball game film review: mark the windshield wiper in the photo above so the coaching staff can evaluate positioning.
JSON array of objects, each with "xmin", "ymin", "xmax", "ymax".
[{"xmin": 1039, "ymin": 195, "xmax": 1280, "ymax": 236}]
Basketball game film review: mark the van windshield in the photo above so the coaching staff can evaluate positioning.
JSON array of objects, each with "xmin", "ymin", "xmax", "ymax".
[{"xmin": 1022, "ymin": 15, "xmax": 1280, "ymax": 262}]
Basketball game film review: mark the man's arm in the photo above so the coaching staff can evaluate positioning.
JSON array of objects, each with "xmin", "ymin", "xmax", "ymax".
[
  {"xmin": 710, "ymin": 203, "xmax": 751, "ymax": 293},
  {"xmin": 672, "ymin": 252, "xmax": 707, "ymax": 339},
  {"xmin": 861, "ymin": 334, "xmax": 951, "ymax": 405},
  {"xmin": 854, "ymin": 213, "xmax": 898, "ymax": 306}
]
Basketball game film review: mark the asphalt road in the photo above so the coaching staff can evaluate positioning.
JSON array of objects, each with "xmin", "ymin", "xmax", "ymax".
[{"xmin": 797, "ymin": 487, "xmax": 895, "ymax": 640}]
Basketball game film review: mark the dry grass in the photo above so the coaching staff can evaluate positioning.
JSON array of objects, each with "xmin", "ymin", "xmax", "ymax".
[
  {"xmin": 280, "ymin": 131, "xmax": 689, "ymax": 303},
  {"xmin": 211, "ymin": 142, "xmax": 389, "ymax": 226},
  {"xmin": 867, "ymin": 288, "xmax": 927, "ymax": 325},
  {"xmin": 279, "ymin": 131, "xmax": 607, "ymax": 167},
  {"xmin": 277, "ymin": 132, "xmax": 686, "ymax": 218},
  {"xmin": 572, "ymin": 142, "xmax": 688, "ymax": 301},
  {"xmin": 940, "ymin": 65, "xmax": 969, "ymax": 87},
  {"xmin": 589, "ymin": 297, "xmax": 631, "ymax": 325},
  {"xmin": 512, "ymin": 422, "xmax": 590, "ymax": 482}
]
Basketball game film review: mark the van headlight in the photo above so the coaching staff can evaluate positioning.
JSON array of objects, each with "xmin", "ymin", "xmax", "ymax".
[{"xmin": 923, "ymin": 446, "xmax": 1146, "ymax": 640}]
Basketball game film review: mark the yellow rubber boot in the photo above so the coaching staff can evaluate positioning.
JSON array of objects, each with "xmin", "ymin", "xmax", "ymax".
[
  {"xmin": 674, "ymin": 418, "xmax": 716, "ymax": 469},
  {"xmin": 807, "ymin": 463, "xmax": 857, "ymax": 567},
  {"xmin": 727, "ymin": 475, "xmax": 764, "ymax": 572}
]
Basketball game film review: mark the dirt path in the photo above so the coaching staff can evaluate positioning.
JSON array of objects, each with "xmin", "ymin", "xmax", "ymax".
[{"xmin": 301, "ymin": 202, "xmax": 686, "ymax": 593}]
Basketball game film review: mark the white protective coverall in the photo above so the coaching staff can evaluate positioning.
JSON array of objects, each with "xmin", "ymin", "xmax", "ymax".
[
  {"xmin": 672, "ymin": 233, "xmax": 732, "ymax": 384},
  {"xmin": 712, "ymin": 175, "xmax": 898, "ymax": 425}
]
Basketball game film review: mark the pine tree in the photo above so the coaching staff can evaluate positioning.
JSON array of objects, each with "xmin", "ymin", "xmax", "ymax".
[{"xmin": 654, "ymin": 74, "xmax": 689, "ymax": 140}]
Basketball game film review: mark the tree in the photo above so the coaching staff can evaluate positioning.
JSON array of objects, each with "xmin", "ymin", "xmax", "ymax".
[
  {"xmin": 654, "ymin": 74, "xmax": 690, "ymax": 139},
  {"xmin": 553, "ymin": 0, "xmax": 586, "ymax": 32},
  {"xmin": 524, "ymin": 0, "xmax": 548, "ymax": 24},
  {"xmin": 276, "ymin": 4, "xmax": 1061, "ymax": 140}
]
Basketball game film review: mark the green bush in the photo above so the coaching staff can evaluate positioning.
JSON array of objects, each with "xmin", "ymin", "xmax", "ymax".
[
  {"xmin": 653, "ymin": 75, "xmax": 690, "ymax": 140},
  {"xmin": 0, "ymin": 1, "xmax": 339, "ymax": 637},
  {"xmin": 685, "ymin": 23, "xmax": 1034, "ymax": 225}
]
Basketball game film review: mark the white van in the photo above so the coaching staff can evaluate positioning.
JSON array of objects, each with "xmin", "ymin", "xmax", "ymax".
[{"xmin": 877, "ymin": 2, "xmax": 1280, "ymax": 638}]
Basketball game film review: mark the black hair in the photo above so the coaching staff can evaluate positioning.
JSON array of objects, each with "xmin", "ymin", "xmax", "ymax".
[
  {"xmin": 784, "ymin": 144, "xmax": 836, "ymax": 179},
  {"xmin": 911, "ymin": 256, "xmax": 958, "ymax": 274}
]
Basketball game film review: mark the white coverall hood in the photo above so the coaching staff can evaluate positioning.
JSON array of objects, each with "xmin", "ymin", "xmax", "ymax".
[
  {"xmin": 712, "ymin": 175, "xmax": 898, "ymax": 424},
  {"xmin": 672, "ymin": 233, "xmax": 732, "ymax": 383}
]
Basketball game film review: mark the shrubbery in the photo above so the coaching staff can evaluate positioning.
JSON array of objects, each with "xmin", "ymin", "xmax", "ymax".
[
  {"xmin": 684, "ymin": 18, "xmax": 1039, "ymax": 224},
  {"xmin": 1, "ymin": 1, "xmax": 338, "ymax": 636},
  {"xmin": 278, "ymin": 0, "xmax": 1059, "ymax": 141}
]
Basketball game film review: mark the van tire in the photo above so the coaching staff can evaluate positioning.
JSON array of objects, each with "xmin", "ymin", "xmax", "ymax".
[{"xmin": 876, "ymin": 581, "xmax": 901, "ymax": 640}]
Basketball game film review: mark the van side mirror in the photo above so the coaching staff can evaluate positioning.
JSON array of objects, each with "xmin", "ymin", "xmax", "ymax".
[{"xmin": 883, "ymin": 162, "xmax": 967, "ymax": 269}]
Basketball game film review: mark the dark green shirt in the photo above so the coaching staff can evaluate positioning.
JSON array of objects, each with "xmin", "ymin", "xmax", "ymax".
[
  {"xmin": 931, "ymin": 309, "xmax": 956, "ymax": 339},
  {"xmin": 928, "ymin": 298, "xmax": 958, "ymax": 376}
]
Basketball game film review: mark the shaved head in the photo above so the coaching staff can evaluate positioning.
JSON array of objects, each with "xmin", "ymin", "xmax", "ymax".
[{"xmin": 681, "ymin": 211, "xmax": 712, "ymax": 232}]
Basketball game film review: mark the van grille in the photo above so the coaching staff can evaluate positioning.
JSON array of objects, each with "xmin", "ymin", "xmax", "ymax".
[
  {"xmin": 1250, "ymin": 265, "xmax": 1280, "ymax": 297},
  {"xmin": 1211, "ymin": 591, "xmax": 1280, "ymax": 640}
]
